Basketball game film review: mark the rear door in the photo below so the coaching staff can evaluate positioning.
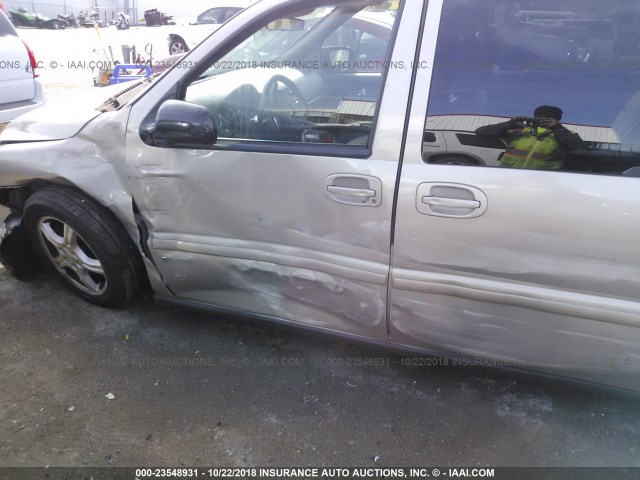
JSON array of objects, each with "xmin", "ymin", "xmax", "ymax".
[
  {"xmin": 0, "ymin": 11, "xmax": 35, "ymax": 106},
  {"xmin": 390, "ymin": 0, "xmax": 640, "ymax": 390}
]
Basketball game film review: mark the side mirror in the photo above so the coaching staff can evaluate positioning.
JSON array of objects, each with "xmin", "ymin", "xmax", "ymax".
[{"xmin": 148, "ymin": 100, "xmax": 217, "ymax": 148}]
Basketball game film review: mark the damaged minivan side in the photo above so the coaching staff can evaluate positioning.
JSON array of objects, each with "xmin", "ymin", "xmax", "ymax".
[{"xmin": 1, "ymin": 0, "xmax": 640, "ymax": 393}]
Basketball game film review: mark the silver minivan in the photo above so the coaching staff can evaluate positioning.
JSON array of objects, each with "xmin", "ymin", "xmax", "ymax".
[
  {"xmin": 1, "ymin": 0, "xmax": 639, "ymax": 392},
  {"xmin": 0, "ymin": 10, "xmax": 45, "ymax": 132}
]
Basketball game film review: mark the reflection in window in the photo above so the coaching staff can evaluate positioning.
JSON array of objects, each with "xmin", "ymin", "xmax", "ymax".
[
  {"xmin": 185, "ymin": 2, "xmax": 400, "ymax": 148},
  {"xmin": 424, "ymin": 0, "xmax": 640, "ymax": 176}
]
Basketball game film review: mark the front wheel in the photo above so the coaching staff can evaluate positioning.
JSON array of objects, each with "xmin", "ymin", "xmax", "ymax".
[
  {"xmin": 168, "ymin": 37, "xmax": 188, "ymax": 55},
  {"xmin": 24, "ymin": 186, "xmax": 145, "ymax": 307},
  {"xmin": 51, "ymin": 20, "xmax": 63, "ymax": 29}
]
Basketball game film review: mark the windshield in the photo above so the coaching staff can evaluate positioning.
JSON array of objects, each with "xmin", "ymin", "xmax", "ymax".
[
  {"xmin": 193, "ymin": 4, "xmax": 396, "ymax": 80},
  {"xmin": 198, "ymin": 7, "xmax": 334, "ymax": 79}
]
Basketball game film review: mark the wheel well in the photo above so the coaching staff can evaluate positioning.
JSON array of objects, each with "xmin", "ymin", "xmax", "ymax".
[
  {"xmin": 1, "ymin": 180, "xmax": 60, "ymax": 211},
  {"xmin": 3, "ymin": 181, "xmax": 152, "ymax": 292}
]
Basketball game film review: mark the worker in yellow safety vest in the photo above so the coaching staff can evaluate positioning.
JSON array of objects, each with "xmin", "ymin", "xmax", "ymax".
[{"xmin": 474, "ymin": 105, "xmax": 585, "ymax": 170}]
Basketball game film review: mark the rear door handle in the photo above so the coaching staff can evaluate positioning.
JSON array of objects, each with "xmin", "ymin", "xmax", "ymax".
[
  {"xmin": 422, "ymin": 196, "xmax": 480, "ymax": 209},
  {"xmin": 324, "ymin": 174, "xmax": 382, "ymax": 207},
  {"xmin": 416, "ymin": 182, "xmax": 487, "ymax": 218}
]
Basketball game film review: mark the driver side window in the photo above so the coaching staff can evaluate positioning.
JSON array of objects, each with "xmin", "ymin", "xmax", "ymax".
[{"xmin": 184, "ymin": 2, "xmax": 400, "ymax": 149}]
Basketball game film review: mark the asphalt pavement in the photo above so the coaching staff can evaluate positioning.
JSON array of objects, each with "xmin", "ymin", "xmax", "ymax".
[{"xmin": 0, "ymin": 266, "xmax": 638, "ymax": 469}]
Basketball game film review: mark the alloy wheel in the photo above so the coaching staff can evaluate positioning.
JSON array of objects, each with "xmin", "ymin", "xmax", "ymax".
[{"xmin": 36, "ymin": 216, "xmax": 107, "ymax": 295}]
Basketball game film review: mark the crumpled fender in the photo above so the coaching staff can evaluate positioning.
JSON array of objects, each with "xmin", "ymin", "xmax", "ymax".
[{"xmin": 0, "ymin": 107, "xmax": 171, "ymax": 295}]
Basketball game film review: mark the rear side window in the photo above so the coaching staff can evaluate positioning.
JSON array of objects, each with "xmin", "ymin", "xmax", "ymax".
[
  {"xmin": 0, "ymin": 11, "xmax": 18, "ymax": 36},
  {"xmin": 424, "ymin": 0, "xmax": 640, "ymax": 177}
]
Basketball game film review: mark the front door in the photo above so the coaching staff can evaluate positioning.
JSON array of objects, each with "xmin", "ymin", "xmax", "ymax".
[{"xmin": 125, "ymin": 0, "xmax": 414, "ymax": 339}]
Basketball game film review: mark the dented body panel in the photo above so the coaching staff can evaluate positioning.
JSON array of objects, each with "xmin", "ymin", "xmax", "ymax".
[
  {"xmin": 387, "ymin": 0, "xmax": 640, "ymax": 390},
  {"xmin": 0, "ymin": 109, "xmax": 134, "ymax": 228},
  {"xmin": 0, "ymin": 105, "xmax": 172, "ymax": 296},
  {"xmin": 0, "ymin": 0, "xmax": 639, "ymax": 392}
]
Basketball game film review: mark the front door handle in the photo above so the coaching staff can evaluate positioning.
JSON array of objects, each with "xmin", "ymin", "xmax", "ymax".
[
  {"xmin": 327, "ymin": 186, "xmax": 376, "ymax": 198},
  {"xmin": 416, "ymin": 182, "xmax": 488, "ymax": 218},
  {"xmin": 324, "ymin": 174, "xmax": 382, "ymax": 207}
]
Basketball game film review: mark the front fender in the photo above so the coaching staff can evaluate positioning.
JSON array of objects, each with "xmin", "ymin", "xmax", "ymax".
[{"xmin": 0, "ymin": 108, "xmax": 171, "ymax": 295}]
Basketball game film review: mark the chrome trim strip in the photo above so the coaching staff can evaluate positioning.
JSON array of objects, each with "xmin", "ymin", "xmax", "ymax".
[{"xmin": 392, "ymin": 269, "xmax": 640, "ymax": 328}]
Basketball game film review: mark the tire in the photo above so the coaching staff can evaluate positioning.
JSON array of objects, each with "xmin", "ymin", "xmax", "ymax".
[
  {"xmin": 169, "ymin": 37, "xmax": 188, "ymax": 55},
  {"xmin": 23, "ymin": 186, "xmax": 144, "ymax": 308},
  {"xmin": 52, "ymin": 20, "xmax": 62, "ymax": 29}
]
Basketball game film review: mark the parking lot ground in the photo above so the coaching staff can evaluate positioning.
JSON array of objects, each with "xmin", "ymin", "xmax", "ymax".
[{"xmin": 0, "ymin": 266, "xmax": 639, "ymax": 469}]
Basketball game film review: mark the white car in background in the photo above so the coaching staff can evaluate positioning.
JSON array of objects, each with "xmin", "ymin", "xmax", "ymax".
[
  {"xmin": 0, "ymin": 10, "xmax": 45, "ymax": 132},
  {"xmin": 167, "ymin": 0, "xmax": 252, "ymax": 55}
]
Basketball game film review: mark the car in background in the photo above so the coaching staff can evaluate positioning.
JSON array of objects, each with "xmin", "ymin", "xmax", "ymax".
[
  {"xmin": 0, "ymin": 10, "xmax": 45, "ymax": 133},
  {"xmin": 167, "ymin": 0, "xmax": 252, "ymax": 54},
  {"xmin": 193, "ymin": 5, "xmax": 245, "ymax": 25}
]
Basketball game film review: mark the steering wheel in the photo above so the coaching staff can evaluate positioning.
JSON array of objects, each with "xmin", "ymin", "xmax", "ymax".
[{"xmin": 259, "ymin": 74, "xmax": 308, "ymax": 140}]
